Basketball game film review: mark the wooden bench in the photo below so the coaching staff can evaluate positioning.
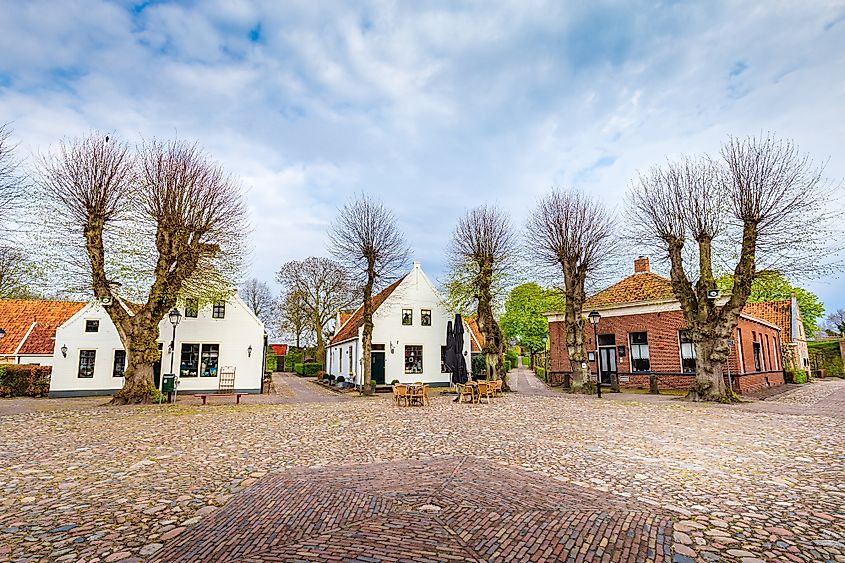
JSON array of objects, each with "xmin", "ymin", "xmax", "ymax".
[{"xmin": 194, "ymin": 393, "xmax": 248, "ymax": 405}]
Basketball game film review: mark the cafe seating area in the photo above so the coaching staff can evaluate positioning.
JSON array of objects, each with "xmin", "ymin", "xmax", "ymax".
[{"xmin": 392, "ymin": 380, "xmax": 504, "ymax": 406}]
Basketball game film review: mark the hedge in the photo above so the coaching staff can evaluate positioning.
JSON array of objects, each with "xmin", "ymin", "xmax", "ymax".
[
  {"xmin": 284, "ymin": 352, "xmax": 303, "ymax": 372},
  {"xmin": 535, "ymin": 366, "xmax": 546, "ymax": 381},
  {"xmin": 504, "ymin": 360, "xmax": 511, "ymax": 372},
  {"xmin": 0, "ymin": 364, "xmax": 51, "ymax": 397},
  {"xmin": 808, "ymin": 341, "xmax": 844, "ymax": 377},
  {"xmin": 785, "ymin": 369, "xmax": 809, "ymax": 384},
  {"xmin": 294, "ymin": 362, "xmax": 323, "ymax": 377},
  {"xmin": 265, "ymin": 347, "xmax": 277, "ymax": 373},
  {"xmin": 471, "ymin": 354, "xmax": 486, "ymax": 378}
]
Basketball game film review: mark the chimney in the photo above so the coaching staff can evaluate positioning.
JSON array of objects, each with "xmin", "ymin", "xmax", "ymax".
[{"xmin": 634, "ymin": 256, "xmax": 650, "ymax": 274}]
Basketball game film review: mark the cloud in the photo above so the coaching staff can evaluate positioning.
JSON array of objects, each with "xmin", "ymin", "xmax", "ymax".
[{"xmin": 1, "ymin": 0, "xmax": 844, "ymax": 311}]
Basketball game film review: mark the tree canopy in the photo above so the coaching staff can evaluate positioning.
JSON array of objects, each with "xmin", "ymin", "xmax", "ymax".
[
  {"xmin": 716, "ymin": 271, "xmax": 824, "ymax": 336},
  {"xmin": 500, "ymin": 283, "xmax": 564, "ymax": 353}
]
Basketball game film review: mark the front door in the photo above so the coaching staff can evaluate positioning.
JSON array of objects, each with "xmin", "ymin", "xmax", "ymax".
[
  {"xmin": 598, "ymin": 347, "xmax": 617, "ymax": 385},
  {"xmin": 371, "ymin": 351, "xmax": 386, "ymax": 385}
]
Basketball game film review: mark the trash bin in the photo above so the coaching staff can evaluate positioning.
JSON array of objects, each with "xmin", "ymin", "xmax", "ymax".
[{"xmin": 162, "ymin": 374, "xmax": 176, "ymax": 393}]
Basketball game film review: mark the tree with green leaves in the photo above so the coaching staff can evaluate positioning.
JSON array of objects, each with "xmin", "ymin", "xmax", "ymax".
[
  {"xmin": 716, "ymin": 271, "xmax": 824, "ymax": 336},
  {"xmin": 500, "ymin": 283, "xmax": 564, "ymax": 354},
  {"xmin": 628, "ymin": 135, "xmax": 839, "ymax": 402}
]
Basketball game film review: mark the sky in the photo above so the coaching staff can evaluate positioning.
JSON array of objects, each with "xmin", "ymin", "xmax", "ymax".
[{"xmin": 1, "ymin": 0, "xmax": 844, "ymax": 313}]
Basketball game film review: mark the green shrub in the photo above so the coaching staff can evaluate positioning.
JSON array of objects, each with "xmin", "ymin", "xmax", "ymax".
[
  {"xmin": 785, "ymin": 369, "xmax": 809, "ymax": 384},
  {"xmin": 471, "ymin": 354, "xmax": 486, "ymax": 378},
  {"xmin": 535, "ymin": 366, "xmax": 546, "ymax": 381},
  {"xmin": 524, "ymin": 355, "xmax": 532, "ymax": 368},
  {"xmin": 0, "ymin": 365, "xmax": 51, "ymax": 397},
  {"xmin": 504, "ymin": 360, "xmax": 511, "ymax": 372},
  {"xmin": 265, "ymin": 347, "xmax": 277, "ymax": 373},
  {"xmin": 294, "ymin": 363, "xmax": 323, "ymax": 376},
  {"xmin": 390, "ymin": 379, "xmax": 400, "ymax": 385},
  {"xmin": 505, "ymin": 349, "xmax": 518, "ymax": 368},
  {"xmin": 336, "ymin": 375, "xmax": 346, "ymax": 383},
  {"xmin": 284, "ymin": 352, "xmax": 303, "ymax": 372},
  {"xmin": 808, "ymin": 341, "xmax": 844, "ymax": 377}
]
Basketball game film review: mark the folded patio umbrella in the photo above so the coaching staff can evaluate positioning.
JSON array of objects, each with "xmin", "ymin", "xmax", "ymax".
[{"xmin": 452, "ymin": 314, "xmax": 469, "ymax": 385}]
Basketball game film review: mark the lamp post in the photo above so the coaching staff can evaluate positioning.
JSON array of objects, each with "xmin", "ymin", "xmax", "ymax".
[
  {"xmin": 542, "ymin": 334, "xmax": 549, "ymax": 383},
  {"xmin": 587, "ymin": 310, "xmax": 602, "ymax": 398},
  {"xmin": 162, "ymin": 307, "xmax": 182, "ymax": 404}
]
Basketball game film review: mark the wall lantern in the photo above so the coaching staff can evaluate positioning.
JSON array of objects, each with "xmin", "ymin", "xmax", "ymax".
[
  {"xmin": 390, "ymin": 341, "xmax": 396, "ymax": 354},
  {"xmin": 61, "ymin": 345, "xmax": 68, "ymax": 358},
  {"xmin": 463, "ymin": 350, "xmax": 468, "ymax": 357},
  {"xmin": 617, "ymin": 345, "xmax": 626, "ymax": 358},
  {"xmin": 247, "ymin": 345, "xmax": 253, "ymax": 357}
]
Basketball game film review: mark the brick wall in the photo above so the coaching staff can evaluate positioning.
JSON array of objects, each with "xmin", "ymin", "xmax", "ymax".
[{"xmin": 549, "ymin": 309, "xmax": 783, "ymax": 394}]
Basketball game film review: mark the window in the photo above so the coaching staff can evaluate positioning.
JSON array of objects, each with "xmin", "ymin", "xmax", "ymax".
[
  {"xmin": 736, "ymin": 328, "xmax": 745, "ymax": 373},
  {"xmin": 402, "ymin": 309, "xmax": 413, "ymax": 326},
  {"xmin": 405, "ymin": 345, "xmax": 423, "ymax": 374},
  {"xmin": 679, "ymin": 330, "xmax": 696, "ymax": 373},
  {"xmin": 200, "ymin": 344, "xmax": 219, "ymax": 377},
  {"xmin": 598, "ymin": 334, "xmax": 616, "ymax": 346},
  {"xmin": 339, "ymin": 348, "xmax": 343, "ymax": 374},
  {"xmin": 78, "ymin": 350, "xmax": 96, "ymax": 378},
  {"xmin": 113, "ymin": 350, "xmax": 126, "ymax": 377},
  {"xmin": 185, "ymin": 299, "xmax": 199, "ymax": 318},
  {"xmin": 348, "ymin": 345, "xmax": 353, "ymax": 375},
  {"xmin": 421, "ymin": 309, "xmax": 432, "ymax": 326},
  {"xmin": 441, "ymin": 346, "xmax": 449, "ymax": 373},
  {"xmin": 629, "ymin": 332, "xmax": 650, "ymax": 372},
  {"xmin": 212, "ymin": 301, "xmax": 226, "ymax": 319},
  {"xmin": 180, "ymin": 343, "xmax": 200, "ymax": 377},
  {"xmin": 85, "ymin": 320, "xmax": 99, "ymax": 333},
  {"xmin": 753, "ymin": 341, "xmax": 762, "ymax": 372}
]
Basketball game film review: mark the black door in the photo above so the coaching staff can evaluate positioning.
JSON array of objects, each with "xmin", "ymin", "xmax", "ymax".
[
  {"xmin": 598, "ymin": 347, "xmax": 617, "ymax": 385},
  {"xmin": 371, "ymin": 351, "xmax": 386, "ymax": 385}
]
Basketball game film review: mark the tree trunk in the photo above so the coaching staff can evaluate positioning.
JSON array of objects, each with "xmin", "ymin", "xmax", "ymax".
[
  {"xmin": 687, "ymin": 337, "xmax": 734, "ymax": 402},
  {"xmin": 610, "ymin": 372, "xmax": 620, "ymax": 393},
  {"xmin": 564, "ymin": 307, "xmax": 591, "ymax": 393},
  {"xmin": 476, "ymin": 261, "xmax": 506, "ymax": 385},
  {"xmin": 315, "ymin": 316, "xmax": 325, "ymax": 371},
  {"xmin": 112, "ymin": 326, "xmax": 162, "ymax": 404},
  {"xmin": 360, "ymin": 260, "xmax": 375, "ymax": 395}
]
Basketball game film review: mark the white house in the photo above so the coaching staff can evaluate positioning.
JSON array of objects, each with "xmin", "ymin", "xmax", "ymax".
[
  {"xmin": 48, "ymin": 294, "xmax": 266, "ymax": 397},
  {"xmin": 326, "ymin": 262, "xmax": 471, "ymax": 387}
]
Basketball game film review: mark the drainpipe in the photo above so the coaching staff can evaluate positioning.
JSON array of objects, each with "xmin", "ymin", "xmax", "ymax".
[{"xmin": 260, "ymin": 333, "xmax": 268, "ymax": 394}]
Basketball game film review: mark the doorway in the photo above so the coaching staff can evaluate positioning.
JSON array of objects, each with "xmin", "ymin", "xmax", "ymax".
[
  {"xmin": 371, "ymin": 351, "xmax": 386, "ymax": 385},
  {"xmin": 597, "ymin": 334, "xmax": 617, "ymax": 385}
]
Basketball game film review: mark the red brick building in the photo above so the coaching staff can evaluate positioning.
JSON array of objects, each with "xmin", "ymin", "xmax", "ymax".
[{"xmin": 545, "ymin": 258, "xmax": 785, "ymax": 394}]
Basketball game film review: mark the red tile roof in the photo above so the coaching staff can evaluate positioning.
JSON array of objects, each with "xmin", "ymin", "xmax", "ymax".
[
  {"xmin": 585, "ymin": 272, "xmax": 676, "ymax": 309},
  {"xmin": 466, "ymin": 317, "xmax": 484, "ymax": 353},
  {"xmin": 0, "ymin": 300, "xmax": 86, "ymax": 355},
  {"xmin": 270, "ymin": 344, "xmax": 288, "ymax": 356},
  {"xmin": 741, "ymin": 300, "xmax": 793, "ymax": 342},
  {"xmin": 330, "ymin": 276, "xmax": 406, "ymax": 345}
]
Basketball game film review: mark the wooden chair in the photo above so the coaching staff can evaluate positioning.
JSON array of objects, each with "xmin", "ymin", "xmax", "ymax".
[
  {"xmin": 421, "ymin": 384, "xmax": 430, "ymax": 406},
  {"xmin": 458, "ymin": 384, "xmax": 474, "ymax": 404},
  {"xmin": 393, "ymin": 384, "xmax": 409, "ymax": 406},
  {"xmin": 476, "ymin": 382, "xmax": 492, "ymax": 404},
  {"xmin": 489, "ymin": 379, "xmax": 503, "ymax": 397},
  {"xmin": 409, "ymin": 385, "xmax": 425, "ymax": 406}
]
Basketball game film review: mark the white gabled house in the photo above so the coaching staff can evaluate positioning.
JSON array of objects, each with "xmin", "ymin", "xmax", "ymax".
[
  {"xmin": 48, "ymin": 294, "xmax": 266, "ymax": 397},
  {"xmin": 326, "ymin": 262, "xmax": 471, "ymax": 387}
]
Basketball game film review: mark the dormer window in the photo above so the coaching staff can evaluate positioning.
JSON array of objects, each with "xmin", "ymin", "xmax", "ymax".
[{"xmin": 85, "ymin": 320, "xmax": 99, "ymax": 333}]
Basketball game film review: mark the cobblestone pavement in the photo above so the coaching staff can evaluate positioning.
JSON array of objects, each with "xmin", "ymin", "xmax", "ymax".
[
  {"xmin": 152, "ymin": 457, "xmax": 673, "ymax": 562},
  {"xmin": 1, "ymin": 389, "xmax": 843, "ymax": 562},
  {"xmin": 736, "ymin": 379, "xmax": 845, "ymax": 418}
]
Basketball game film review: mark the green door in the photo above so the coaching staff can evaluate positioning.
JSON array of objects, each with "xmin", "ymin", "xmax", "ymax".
[{"xmin": 371, "ymin": 351, "xmax": 386, "ymax": 384}]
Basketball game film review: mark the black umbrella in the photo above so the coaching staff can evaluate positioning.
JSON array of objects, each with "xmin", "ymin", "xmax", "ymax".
[
  {"xmin": 445, "ymin": 320, "xmax": 457, "ymax": 384},
  {"xmin": 452, "ymin": 314, "xmax": 469, "ymax": 385}
]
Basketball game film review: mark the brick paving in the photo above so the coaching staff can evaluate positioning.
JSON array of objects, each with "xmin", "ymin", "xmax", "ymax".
[
  {"xmin": 507, "ymin": 365, "xmax": 559, "ymax": 397},
  {"xmin": 152, "ymin": 457, "xmax": 673, "ymax": 562},
  {"xmin": 0, "ymin": 384, "xmax": 843, "ymax": 562}
]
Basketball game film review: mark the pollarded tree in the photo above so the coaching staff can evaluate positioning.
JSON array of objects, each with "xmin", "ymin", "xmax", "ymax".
[
  {"xmin": 37, "ymin": 133, "xmax": 247, "ymax": 403},
  {"xmin": 328, "ymin": 194, "xmax": 408, "ymax": 393},
  {"xmin": 445, "ymin": 205, "xmax": 517, "ymax": 381},
  {"xmin": 526, "ymin": 189, "xmax": 618, "ymax": 392},
  {"xmin": 628, "ymin": 135, "xmax": 839, "ymax": 401},
  {"xmin": 276, "ymin": 257, "xmax": 358, "ymax": 364},
  {"xmin": 277, "ymin": 289, "xmax": 314, "ymax": 348},
  {"xmin": 0, "ymin": 124, "xmax": 24, "ymax": 238}
]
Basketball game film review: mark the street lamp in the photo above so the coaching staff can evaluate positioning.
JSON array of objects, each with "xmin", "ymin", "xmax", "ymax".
[
  {"xmin": 587, "ymin": 310, "xmax": 602, "ymax": 398},
  {"xmin": 161, "ymin": 308, "xmax": 182, "ymax": 403},
  {"xmin": 541, "ymin": 335, "xmax": 549, "ymax": 383}
]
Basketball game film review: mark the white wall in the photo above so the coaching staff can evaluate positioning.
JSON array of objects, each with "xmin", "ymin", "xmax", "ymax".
[
  {"xmin": 49, "ymin": 296, "xmax": 265, "ymax": 397},
  {"xmin": 16, "ymin": 355, "xmax": 54, "ymax": 366},
  {"xmin": 327, "ymin": 263, "xmax": 471, "ymax": 386}
]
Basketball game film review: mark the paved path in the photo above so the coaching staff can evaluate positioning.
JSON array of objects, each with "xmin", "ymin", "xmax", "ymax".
[
  {"xmin": 153, "ymin": 456, "xmax": 673, "ymax": 562},
  {"xmin": 737, "ymin": 378, "xmax": 845, "ymax": 418},
  {"xmin": 507, "ymin": 364, "xmax": 559, "ymax": 397}
]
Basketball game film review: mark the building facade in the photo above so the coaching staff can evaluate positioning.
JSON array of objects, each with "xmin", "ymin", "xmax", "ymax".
[
  {"xmin": 742, "ymin": 297, "xmax": 810, "ymax": 374},
  {"xmin": 49, "ymin": 294, "xmax": 265, "ymax": 397},
  {"xmin": 0, "ymin": 300, "xmax": 86, "ymax": 365},
  {"xmin": 326, "ymin": 262, "xmax": 471, "ymax": 386},
  {"xmin": 546, "ymin": 257, "xmax": 785, "ymax": 395}
]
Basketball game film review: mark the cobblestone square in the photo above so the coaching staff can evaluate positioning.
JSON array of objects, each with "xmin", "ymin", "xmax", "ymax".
[{"xmin": 1, "ymin": 376, "xmax": 843, "ymax": 562}]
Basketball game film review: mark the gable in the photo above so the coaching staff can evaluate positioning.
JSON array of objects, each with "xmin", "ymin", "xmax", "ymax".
[{"xmin": 330, "ymin": 276, "xmax": 406, "ymax": 345}]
